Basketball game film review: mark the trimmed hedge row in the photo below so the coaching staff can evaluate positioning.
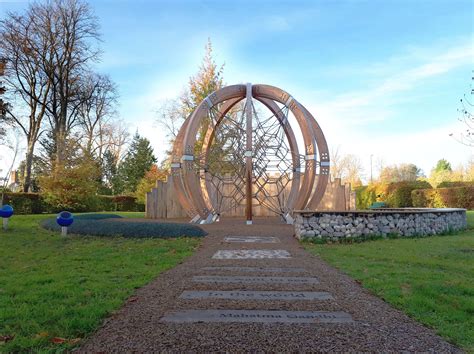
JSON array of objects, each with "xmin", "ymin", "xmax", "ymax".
[
  {"xmin": 41, "ymin": 213, "xmax": 207, "ymax": 238},
  {"xmin": 1, "ymin": 193, "xmax": 144, "ymax": 214},
  {"xmin": 1, "ymin": 193, "xmax": 45, "ymax": 214},
  {"xmin": 355, "ymin": 181, "xmax": 432, "ymax": 209},
  {"xmin": 412, "ymin": 187, "xmax": 474, "ymax": 209},
  {"xmin": 437, "ymin": 181, "xmax": 474, "ymax": 188},
  {"xmin": 96, "ymin": 195, "xmax": 145, "ymax": 212}
]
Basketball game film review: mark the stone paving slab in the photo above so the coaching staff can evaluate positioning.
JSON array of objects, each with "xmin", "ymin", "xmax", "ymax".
[
  {"xmin": 160, "ymin": 309, "xmax": 354, "ymax": 323},
  {"xmin": 201, "ymin": 266, "xmax": 307, "ymax": 273},
  {"xmin": 212, "ymin": 249, "xmax": 291, "ymax": 259},
  {"xmin": 224, "ymin": 236, "xmax": 280, "ymax": 243},
  {"xmin": 192, "ymin": 275, "xmax": 320, "ymax": 284},
  {"xmin": 80, "ymin": 217, "xmax": 460, "ymax": 352},
  {"xmin": 179, "ymin": 290, "xmax": 333, "ymax": 300}
]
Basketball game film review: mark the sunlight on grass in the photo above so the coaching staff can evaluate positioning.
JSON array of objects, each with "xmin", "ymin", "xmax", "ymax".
[
  {"xmin": 0, "ymin": 213, "xmax": 200, "ymax": 351},
  {"xmin": 304, "ymin": 211, "xmax": 474, "ymax": 351}
]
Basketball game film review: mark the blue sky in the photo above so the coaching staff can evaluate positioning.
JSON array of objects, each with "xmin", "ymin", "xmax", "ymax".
[{"xmin": 1, "ymin": 0, "xmax": 473, "ymax": 179}]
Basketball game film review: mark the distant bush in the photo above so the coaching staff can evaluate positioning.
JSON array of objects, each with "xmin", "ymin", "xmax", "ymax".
[
  {"xmin": 1, "ymin": 192, "xmax": 46, "ymax": 214},
  {"xmin": 356, "ymin": 181, "xmax": 432, "ymax": 209},
  {"xmin": 384, "ymin": 181, "xmax": 432, "ymax": 207},
  {"xmin": 39, "ymin": 160, "xmax": 101, "ymax": 212},
  {"xmin": 412, "ymin": 187, "xmax": 474, "ymax": 209},
  {"xmin": 355, "ymin": 185, "xmax": 377, "ymax": 209},
  {"xmin": 0, "ymin": 193, "xmax": 144, "ymax": 214},
  {"xmin": 97, "ymin": 195, "xmax": 145, "ymax": 212},
  {"xmin": 437, "ymin": 181, "xmax": 474, "ymax": 188},
  {"xmin": 41, "ymin": 213, "xmax": 207, "ymax": 238}
]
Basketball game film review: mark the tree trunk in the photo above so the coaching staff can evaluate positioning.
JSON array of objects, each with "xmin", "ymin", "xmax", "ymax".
[
  {"xmin": 22, "ymin": 140, "xmax": 36, "ymax": 192},
  {"xmin": 54, "ymin": 126, "xmax": 67, "ymax": 167}
]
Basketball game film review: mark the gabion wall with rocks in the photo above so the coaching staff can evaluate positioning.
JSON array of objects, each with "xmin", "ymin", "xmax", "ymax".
[{"xmin": 294, "ymin": 208, "xmax": 467, "ymax": 241}]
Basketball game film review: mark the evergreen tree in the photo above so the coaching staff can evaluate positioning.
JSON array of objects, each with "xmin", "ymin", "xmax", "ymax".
[
  {"xmin": 101, "ymin": 149, "xmax": 118, "ymax": 194},
  {"xmin": 429, "ymin": 159, "xmax": 454, "ymax": 187},
  {"xmin": 434, "ymin": 159, "xmax": 452, "ymax": 172},
  {"xmin": 116, "ymin": 133, "xmax": 157, "ymax": 193}
]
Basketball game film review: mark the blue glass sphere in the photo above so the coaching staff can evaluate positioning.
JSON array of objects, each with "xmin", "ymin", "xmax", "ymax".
[
  {"xmin": 0, "ymin": 205, "xmax": 14, "ymax": 218},
  {"xmin": 56, "ymin": 211, "xmax": 74, "ymax": 227}
]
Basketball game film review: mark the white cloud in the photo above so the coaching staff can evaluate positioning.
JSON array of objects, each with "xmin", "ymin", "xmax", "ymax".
[
  {"xmin": 334, "ymin": 122, "xmax": 473, "ymax": 179},
  {"xmin": 304, "ymin": 42, "xmax": 472, "ymax": 128},
  {"xmin": 278, "ymin": 41, "xmax": 474, "ymax": 182},
  {"xmin": 93, "ymin": 38, "xmax": 474, "ymax": 176}
]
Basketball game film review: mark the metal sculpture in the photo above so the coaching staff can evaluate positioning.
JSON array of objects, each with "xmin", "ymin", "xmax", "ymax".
[
  {"xmin": 0, "ymin": 204, "xmax": 13, "ymax": 230},
  {"xmin": 171, "ymin": 84, "xmax": 329, "ymax": 224},
  {"xmin": 56, "ymin": 211, "xmax": 74, "ymax": 236}
]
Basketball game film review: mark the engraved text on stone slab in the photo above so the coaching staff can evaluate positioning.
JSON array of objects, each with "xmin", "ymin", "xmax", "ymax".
[
  {"xmin": 160, "ymin": 310, "xmax": 353, "ymax": 323},
  {"xmin": 192, "ymin": 275, "xmax": 319, "ymax": 284},
  {"xmin": 179, "ymin": 290, "xmax": 333, "ymax": 300},
  {"xmin": 201, "ymin": 266, "xmax": 307, "ymax": 273}
]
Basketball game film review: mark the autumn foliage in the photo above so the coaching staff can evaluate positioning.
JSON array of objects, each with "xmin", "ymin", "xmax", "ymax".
[
  {"xmin": 39, "ymin": 158, "xmax": 101, "ymax": 212},
  {"xmin": 135, "ymin": 164, "xmax": 168, "ymax": 204}
]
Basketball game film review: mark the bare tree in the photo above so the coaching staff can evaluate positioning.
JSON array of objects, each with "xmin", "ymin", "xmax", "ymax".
[
  {"xmin": 1, "ymin": 0, "xmax": 102, "ymax": 188},
  {"xmin": 1, "ymin": 129, "xmax": 22, "ymax": 204},
  {"xmin": 330, "ymin": 146, "xmax": 364, "ymax": 186},
  {"xmin": 330, "ymin": 147, "xmax": 343, "ymax": 180},
  {"xmin": 0, "ymin": 59, "xmax": 7, "ymax": 143},
  {"xmin": 379, "ymin": 163, "xmax": 423, "ymax": 183},
  {"xmin": 374, "ymin": 156, "xmax": 385, "ymax": 181},
  {"xmin": 0, "ymin": 11, "xmax": 52, "ymax": 191},
  {"xmin": 156, "ymin": 99, "xmax": 187, "ymax": 141},
  {"xmin": 36, "ymin": 0, "xmax": 101, "ymax": 166},
  {"xmin": 450, "ymin": 72, "xmax": 474, "ymax": 146},
  {"xmin": 101, "ymin": 119, "xmax": 130, "ymax": 162},
  {"xmin": 77, "ymin": 72, "xmax": 118, "ymax": 157}
]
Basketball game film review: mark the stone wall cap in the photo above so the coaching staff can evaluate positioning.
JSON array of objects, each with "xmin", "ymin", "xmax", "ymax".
[{"xmin": 293, "ymin": 208, "xmax": 466, "ymax": 215}]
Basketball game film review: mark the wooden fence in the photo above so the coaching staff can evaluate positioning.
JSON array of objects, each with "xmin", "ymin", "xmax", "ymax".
[{"xmin": 146, "ymin": 174, "xmax": 356, "ymax": 219}]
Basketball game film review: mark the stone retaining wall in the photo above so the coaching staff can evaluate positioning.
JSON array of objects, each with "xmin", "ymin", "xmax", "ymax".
[{"xmin": 294, "ymin": 208, "xmax": 467, "ymax": 241}]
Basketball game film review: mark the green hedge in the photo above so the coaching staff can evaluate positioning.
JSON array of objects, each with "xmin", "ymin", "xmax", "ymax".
[
  {"xmin": 1, "ymin": 193, "xmax": 46, "ymax": 214},
  {"xmin": 97, "ymin": 195, "xmax": 145, "ymax": 212},
  {"xmin": 1, "ymin": 193, "xmax": 144, "ymax": 214},
  {"xmin": 355, "ymin": 186, "xmax": 377, "ymax": 210},
  {"xmin": 41, "ymin": 213, "xmax": 207, "ymax": 238},
  {"xmin": 437, "ymin": 181, "xmax": 474, "ymax": 188},
  {"xmin": 356, "ymin": 181, "xmax": 432, "ymax": 209},
  {"xmin": 384, "ymin": 181, "xmax": 432, "ymax": 207},
  {"xmin": 412, "ymin": 187, "xmax": 474, "ymax": 209}
]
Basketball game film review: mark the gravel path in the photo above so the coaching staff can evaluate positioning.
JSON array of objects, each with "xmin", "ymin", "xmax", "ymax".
[{"xmin": 80, "ymin": 217, "xmax": 460, "ymax": 352}]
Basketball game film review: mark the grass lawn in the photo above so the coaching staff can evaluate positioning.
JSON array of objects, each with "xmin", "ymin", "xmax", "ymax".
[
  {"xmin": 0, "ymin": 213, "xmax": 200, "ymax": 351},
  {"xmin": 304, "ymin": 211, "xmax": 474, "ymax": 352}
]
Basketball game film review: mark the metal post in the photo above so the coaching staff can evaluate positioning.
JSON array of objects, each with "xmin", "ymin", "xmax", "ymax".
[
  {"xmin": 61, "ymin": 226, "xmax": 67, "ymax": 236},
  {"xmin": 370, "ymin": 154, "xmax": 373, "ymax": 184},
  {"xmin": 2, "ymin": 218, "xmax": 7, "ymax": 231},
  {"xmin": 245, "ymin": 83, "xmax": 253, "ymax": 225}
]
